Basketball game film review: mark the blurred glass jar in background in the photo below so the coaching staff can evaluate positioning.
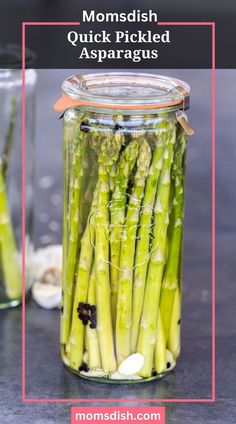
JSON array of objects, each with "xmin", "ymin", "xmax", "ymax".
[{"xmin": 0, "ymin": 45, "xmax": 37, "ymax": 308}]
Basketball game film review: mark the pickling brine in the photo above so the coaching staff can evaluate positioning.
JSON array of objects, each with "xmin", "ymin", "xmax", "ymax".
[{"xmin": 55, "ymin": 72, "xmax": 192, "ymax": 382}]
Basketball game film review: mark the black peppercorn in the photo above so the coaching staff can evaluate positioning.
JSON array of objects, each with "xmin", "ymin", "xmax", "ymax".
[
  {"xmin": 79, "ymin": 362, "xmax": 88, "ymax": 372},
  {"xmin": 90, "ymin": 323, "xmax": 96, "ymax": 329},
  {"xmin": 80, "ymin": 121, "xmax": 90, "ymax": 133},
  {"xmin": 77, "ymin": 302, "xmax": 97, "ymax": 328},
  {"xmin": 114, "ymin": 124, "xmax": 123, "ymax": 131}
]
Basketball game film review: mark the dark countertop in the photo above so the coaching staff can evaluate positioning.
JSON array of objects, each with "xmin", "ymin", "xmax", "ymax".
[{"xmin": 0, "ymin": 69, "xmax": 235, "ymax": 423}]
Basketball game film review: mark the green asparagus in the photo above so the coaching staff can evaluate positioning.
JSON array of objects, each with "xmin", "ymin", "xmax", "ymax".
[
  {"xmin": 86, "ymin": 264, "xmax": 102, "ymax": 369},
  {"xmin": 2, "ymin": 97, "xmax": 17, "ymax": 177},
  {"xmin": 137, "ymin": 124, "xmax": 176, "ymax": 377},
  {"xmin": 131, "ymin": 128, "xmax": 166, "ymax": 353},
  {"xmin": 0, "ymin": 96, "xmax": 21, "ymax": 300},
  {"xmin": 61, "ymin": 112, "xmax": 189, "ymax": 382},
  {"xmin": 154, "ymin": 310, "xmax": 167, "ymax": 374},
  {"xmin": 95, "ymin": 138, "xmax": 117, "ymax": 373},
  {"xmin": 67, "ymin": 187, "xmax": 97, "ymax": 368},
  {"xmin": 167, "ymin": 285, "xmax": 181, "ymax": 359},
  {"xmin": 160, "ymin": 127, "xmax": 187, "ymax": 340},
  {"xmin": 105, "ymin": 131, "xmax": 124, "ymax": 193},
  {"xmin": 110, "ymin": 140, "xmax": 139, "ymax": 328},
  {"xmin": 116, "ymin": 139, "xmax": 152, "ymax": 364},
  {"xmin": 61, "ymin": 127, "xmax": 84, "ymax": 345},
  {"xmin": 66, "ymin": 130, "xmax": 123, "ymax": 370},
  {"xmin": 0, "ymin": 160, "xmax": 21, "ymax": 299}
]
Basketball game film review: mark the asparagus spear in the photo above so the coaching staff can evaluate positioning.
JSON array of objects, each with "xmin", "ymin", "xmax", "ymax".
[
  {"xmin": 109, "ymin": 163, "xmax": 117, "ymax": 193},
  {"xmin": 2, "ymin": 97, "xmax": 17, "ymax": 177},
  {"xmin": 0, "ymin": 160, "xmax": 21, "ymax": 299},
  {"xmin": 159, "ymin": 127, "xmax": 187, "ymax": 339},
  {"xmin": 68, "ymin": 129, "xmax": 123, "ymax": 368},
  {"xmin": 116, "ymin": 139, "xmax": 152, "ymax": 364},
  {"xmin": 86, "ymin": 264, "xmax": 101, "ymax": 369},
  {"xmin": 0, "ymin": 97, "xmax": 21, "ymax": 300},
  {"xmin": 80, "ymin": 130, "xmax": 91, "ymax": 232},
  {"xmin": 95, "ymin": 138, "xmax": 117, "ymax": 373},
  {"xmin": 61, "ymin": 127, "xmax": 84, "ymax": 345},
  {"xmin": 67, "ymin": 188, "xmax": 97, "ymax": 369},
  {"xmin": 131, "ymin": 129, "xmax": 166, "ymax": 353},
  {"xmin": 168, "ymin": 216, "xmax": 184, "ymax": 360},
  {"xmin": 154, "ymin": 310, "xmax": 167, "ymax": 374},
  {"xmin": 61, "ymin": 124, "xmax": 70, "ymax": 343},
  {"xmin": 105, "ymin": 131, "xmax": 124, "ymax": 193},
  {"xmin": 137, "ymin": 123, "xmax": 176, "ymax": 377},
  {"xmin": 90, "ymin": 129, "xmax": 124, "ymax": 194},
  {"xmin": 167, "ymin": 285, "xmax": 181, "ymax": 359},
  {"xmin": 110, "ymin": 140, "xmax": 139, "ymax": 328}
]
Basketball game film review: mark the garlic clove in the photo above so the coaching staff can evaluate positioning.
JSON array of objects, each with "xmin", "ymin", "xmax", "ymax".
[
  {"xmin": 41, "ymin": 268, "xmax": 61, "ymax": 286},
  {"xmin": 110, "ymin": 371, "xmax": 125, "ymax": 380},
  {"xmin": 118, "ymin": 353, "xmax": 144, "ymax": 376},
  {"xmin": 30, "ymin": 244, "xmax": 62, "ymax": 281},
  {"xmin": 80, "ymin": 369, "xmax": 108, "ymax": 378},
  {"xmin": 32, "ymin": 281, "xmax": 61, "ymax": 309},
  {"xmin": 127, "ymin": 374, "xmax": 143, "ymax": 380},
  {"xmin": 110, "ymin": 371, "xmax": 142, "ymax": 380},
  {"xmin": 31, "ymin": 245, "xmax": 63, "ymax": 309},
  {"xmin": 165, "ymin": 349, "xmax": 176, "ymax": 372}
]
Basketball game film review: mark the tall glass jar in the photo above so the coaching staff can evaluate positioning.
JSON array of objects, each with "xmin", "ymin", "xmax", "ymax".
[
  {"xmin": 55, "ymin": 72, "xmax": 192, "ymax": 383},
  {"xmin": 0, "ymin": 45, "xmax": 36, "ymax": 309}
]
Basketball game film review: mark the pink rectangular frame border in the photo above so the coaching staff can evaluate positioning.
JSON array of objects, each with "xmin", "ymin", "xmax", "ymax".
[{"xmin": 21, "ymin": 21, "xmax": 216, "ymax": 403}]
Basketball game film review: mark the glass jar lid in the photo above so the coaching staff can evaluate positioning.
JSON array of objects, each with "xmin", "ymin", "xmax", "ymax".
[
  {"xmin": 58, "ymin": 72, "xmax": 190, "ymax": 112},
  {"xmin": 0, "ymin": 44, "xmax": 35, "ymax": 68}
]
